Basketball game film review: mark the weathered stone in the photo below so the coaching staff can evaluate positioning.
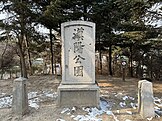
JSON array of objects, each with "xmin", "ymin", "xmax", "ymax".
[
  {"xmin": 138, "ymin": 80, "xmax": 155, "ymax": 118},
  {"xmin": 12, "ymin": 77, "xmax": 28, "ymax": 115},
  {"xmin": 58, "ymin": 20, "xmax": 99, "ymax": 107},
  {"xmin": 58, "ymin": 84, "xmax": 99, "ymax": 107},
  {"xmin": 138, "ymin": 80, "xmax": 146, "ymax": 113},
  {"xmin": 61, "ymin": 21, "xmax": 95, "ymax": 84}
]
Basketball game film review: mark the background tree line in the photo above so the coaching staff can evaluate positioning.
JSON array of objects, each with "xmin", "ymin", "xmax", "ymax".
[{"xmin": 0, "ymin": 0, "xmax": 162, "ymax": 81}]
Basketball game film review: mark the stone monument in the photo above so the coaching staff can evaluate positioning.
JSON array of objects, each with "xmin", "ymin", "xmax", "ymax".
[
  {"xmin": 138, "ymin": 80, "xmax": 155, "ymax": 118},
  {"xmin": 12, "ymin": 77, "xmax": 28, "ymax": 115},
  {"xmin": 57, "ymin": 21, "xmax": 99, "ymax": 107}
]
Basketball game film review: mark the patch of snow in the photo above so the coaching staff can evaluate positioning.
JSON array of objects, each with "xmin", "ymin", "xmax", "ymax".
[
  {"xmin": 119, "ymin": 102, "xmax": 126, "ymax": 107},
  {"xmin": 154, "ymin": 102, "xmax": 162, "ymax": 107},
  {"xmin": 0, "ymin": 95, "xmax": 12, "ymax": 108},
  {"xmin": 106, "ymin": 110, "xmax": 113, "ymax": 115},
  {"xmin": 147, "ymin": 117, "xmax": 153, "ymax": 121},
  {"xmin": 28, "ymin": 92, "xmax": 37, "ymax": 99},
  {"xmin": 105, "ymin": 91, "xmax": 109, "ymax": 94},
  {"xmin": 128, "ymin": 96, "xmax": 135, "ymax": 100},
  {"xmin": 116, "ymin": 110, "xmax": 120, "ymax": 113},
  {"xmin": 56, "ymin": 119, "xmax": 66, "ymax": 121},
  {"xmin": 0, "ymin": 93, "xmax": 6, "ymax": 96},
  {"xmin": 67, "ymin": 112, "xmax": 71, "ymax": 115},
  {"xmin": 0, "ymin": 91, "xmax": 58, "ymax": 109},
  {"xmin": 28, "ymin": 100, "xmax": 39, "ymax": 109},
  {"xmin": 61, "ymin": 108, "xmax": 70, "ymax": 114},
  {"xmin": 122, "ymin": 95, "xmax": 135, "ymax": 101},
  {"xmin": 155, "ymin": 106, "xmax": 160, "ymax": 110},
  {"xmin": 154, "ymin": 97, "xmax": 161, "ymax": 103},
  {"xmin": 125, "ymin": 119, "xmax": 132, "ymax": 121},
  {"xmin": 126, "ymin": 111, "xmax": 132, "ymax": 115},
  {"xmin": 100, "ymin": 99, "xmax": 110, "ymax": 111},
  {"xmin": 71, "ymin": 115, "xmax": 75, "ymax": 118},
  {"xmin": 123, "ymin": 96, "xmax": 128, "ymax": 100},
  {"xmin": 70, "ymin": 99, "xmax": 116, "ymax": 121},
  {"xmin": 42, "ymin": 91, "xmax": 58, "ymax": 98},
  {"xmin": 88, "ymin": 107, "xmax": 103, "ymax": 117},
  {"xmin": 72, "ymin": 107, "xmax": 76, "ymax": 112},
  {"xmin": 130, "ymin": 102, "xmax": 136, "ymax": 109}
]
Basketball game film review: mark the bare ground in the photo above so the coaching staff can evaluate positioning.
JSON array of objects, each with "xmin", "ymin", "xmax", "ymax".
[{"xmin": 0, "ymin": 75, "xmax": 162, "ymax": 121}]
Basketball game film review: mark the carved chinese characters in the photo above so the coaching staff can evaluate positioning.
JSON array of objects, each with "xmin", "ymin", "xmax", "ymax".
[
  {"xmin": 73, "ymin": 27, "xmax": 85, "ymax": 77},
  {"xmin": 61, "ymin": 21, "xmax": 95, "ymax": 84}
]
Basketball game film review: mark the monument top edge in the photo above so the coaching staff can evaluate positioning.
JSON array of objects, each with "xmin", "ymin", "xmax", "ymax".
[
  {"xmin": 61, "ymin": 20, "xmax": 95, "ymax": 27},
  {"xmin": 14, "ymin": 77, "xmax": 28, "ymax": 81}
]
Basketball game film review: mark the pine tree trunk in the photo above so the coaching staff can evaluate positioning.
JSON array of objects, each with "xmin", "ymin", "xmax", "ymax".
[
  {"xmin": 98, "ymin": 36, "xmax": 102, "ymax": 75},
  {"xmin": 25, "ymin": 34, "xmax": 32, "ymax": 75},
  {"xmin": 99, "ymin": 50, "xmax": 102, "ymax": 75},
  {"xmin": 50, "ymin": 28, "xmax": 54, "ymax": 74},
  {"xmin": 19, "ymin": 0, "xmax": 27, "ymax": 78},
  {"xmin": 0, "ymin": 42, "xmax": 8, "ymax": 79},
  {"xmin": 54, "ymin": 56, "xmax": 57, "ymax": 79},
  {"xmin": 18, "ymin": 42, "xmax": 27, "ymax": 78},
  {"xmin": 0, "ymin": 69, "xmax": 4, "ymax": 79},
  {"xmin": 109, "ymin": 44, "xmax": 113, "ymax": 76},
  {"xmin": 130, "ymin": 45, "xmax": 133, "ymax": 77}
]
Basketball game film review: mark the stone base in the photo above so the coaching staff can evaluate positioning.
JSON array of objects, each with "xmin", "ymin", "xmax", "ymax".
[{"xmin": 57, "ymin": 84, "xmax": 99, "ymax": 107}]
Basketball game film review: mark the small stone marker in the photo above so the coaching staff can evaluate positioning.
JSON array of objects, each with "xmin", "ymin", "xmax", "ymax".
[
  {"xmin": 12, "ymin": 77, "xmax": 28, "ymax": 115},
  {"xmin": 58, "ymin": 20, "xmax": 99, "ymax": 107},
  {"xmin": 138, "ymin": 80, "xmax": 155, "ymax": 118}
]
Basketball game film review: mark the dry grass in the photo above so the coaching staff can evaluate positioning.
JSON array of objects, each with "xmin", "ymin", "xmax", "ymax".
[{"xmin": 0, "ymin": 75, "xmax": 161, "ymax": 121}]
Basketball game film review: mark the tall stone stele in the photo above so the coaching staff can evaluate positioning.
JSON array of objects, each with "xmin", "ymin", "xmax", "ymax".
[{"xmin": 58, "ymin": 21, "xmax": 99, "ymax": 107}]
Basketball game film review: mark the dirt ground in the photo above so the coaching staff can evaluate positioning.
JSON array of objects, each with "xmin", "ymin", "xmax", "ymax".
[{"xmin": 0, "ymin": 75, "xmax": 162, "ymax": 121}]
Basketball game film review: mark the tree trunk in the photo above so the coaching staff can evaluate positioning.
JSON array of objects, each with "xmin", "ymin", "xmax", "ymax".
[
  {"xmin": 0, "ymin": 69, "xmax": 4, "ymax": 79},
  {"xmin": 18, "ymin": 42, "xmax": 27, "ymax": 78},
  {"xmin": 99, "ymin": 49, "xmax": 102, "ymax": 75},
  {"xmin": 53, "ymin": 35, "xmax": 57, "ymax": 79},
  {"xmin": 25, "ymin": 34, "xmax": 32, "ymax": 75},
  {"xmin": 109, "ymin": 44, "xmax": 113, "ymax": 76},
  {"xmin": 150, "ymin": 55, "xmax": 153, "ymax": 79},
  {"xmin": 50, "ymin": 28, "xmax": 54, "ymax": 74},
  {"xmin": 98, "ymin": 36, "xmax": 102, "ymax": 75},
  {"xmin": 130, "ymin": 45, "xmax": 133, "ymax": 77},
  {"xmin": 0, "ymin": 42, "xmax": 8, "ymax": 79},
  {"xmin": 54, "ymin": 56, "xmax": 57, "ymax": 79},
  {"xmin": 19, "ymin": 1, "xmax": 27, "ymax": 78}
]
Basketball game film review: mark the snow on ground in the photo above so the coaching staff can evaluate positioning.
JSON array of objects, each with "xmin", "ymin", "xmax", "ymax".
[
  {"xmin": 58, "ymin": 95, "xmax": 162, "ymax": 121},
  {"xmin": 59, "ymin": 97, "xmax": 135, "ymax": 121},
  {"xmin": 0, "ymin": 95, "xmax": 12, "ymax": 108},
  {"xmin": 60, "ymin": 99, "xmax": 112, "ymax": 121},
  {"xmin": 0, "ymin": 91, "xmax": 58, "ymax": 109},
  {"xmin": 0, "ymin": 92, "xmax": 162, "ymax": 121}
]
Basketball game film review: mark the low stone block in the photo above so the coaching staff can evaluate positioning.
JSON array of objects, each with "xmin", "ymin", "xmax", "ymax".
[
  {"xmin": 57, "ymin": 84, "xmax": 99, "ymax": 107},
  {"xmin": 138, "ymin": 80, "xmax": 146, "ymax": 113},
  {"xmin": 138, "ymin": 80, "xmax": 155, "ymax": 118},
  {"xmin": 12, "ymin": 77, "xmax": 28, "ymax": 115}
]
